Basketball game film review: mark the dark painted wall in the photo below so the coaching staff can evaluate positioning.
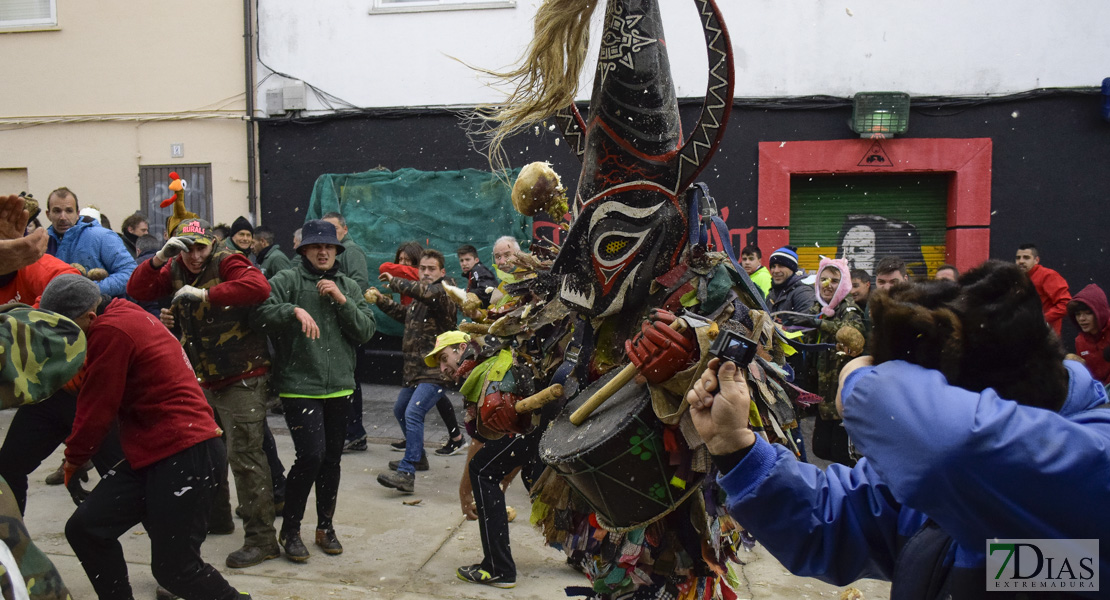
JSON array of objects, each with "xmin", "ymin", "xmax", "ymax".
[{"xmin": 259, "ymin": 94, "xmax": 1109, "ymax": 362}]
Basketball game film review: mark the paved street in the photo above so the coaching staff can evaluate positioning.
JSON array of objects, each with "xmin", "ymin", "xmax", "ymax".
[{"xmin": 9, "ymin": 385, "xmax": 890, "ymax": 600}]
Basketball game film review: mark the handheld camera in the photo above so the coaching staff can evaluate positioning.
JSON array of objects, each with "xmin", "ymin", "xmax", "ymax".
[{"xmin": 708, "ymin": 330, "xmax": 758, "ymax": 368}]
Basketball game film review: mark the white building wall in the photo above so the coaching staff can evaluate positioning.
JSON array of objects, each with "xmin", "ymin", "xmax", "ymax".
[{"xmin": 257, "ymin": 0, "xmax": 1110, "ymax": 113}]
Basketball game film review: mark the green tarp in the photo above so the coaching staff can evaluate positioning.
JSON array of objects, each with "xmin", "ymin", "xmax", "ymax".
[{"xmin": 306, "ymin": 168, "xmax": 528, "ymax": 336}]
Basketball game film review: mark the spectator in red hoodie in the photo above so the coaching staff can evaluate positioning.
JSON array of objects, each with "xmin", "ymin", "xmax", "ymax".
[
  {"xmin": 40, "ymin": 275, "xmax": 252, "ymax": 600},
  {"xmin": 1067, "ymin": 284, "xmax": 1110, "ymax": 386},
  {"xmin": 1015, "ymin": 244, "xmax": 1071, "ymax": 335}
]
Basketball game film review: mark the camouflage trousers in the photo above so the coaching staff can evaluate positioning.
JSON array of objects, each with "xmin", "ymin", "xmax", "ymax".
[{"xmin": 206, "ymin": 375, "xmax": 278, "ymax": 550}]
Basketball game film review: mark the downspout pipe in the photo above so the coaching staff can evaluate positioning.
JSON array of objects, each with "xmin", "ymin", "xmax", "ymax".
[{"xmin": 244, "ymin": 0, "xmax": 258, "ymax": 222}]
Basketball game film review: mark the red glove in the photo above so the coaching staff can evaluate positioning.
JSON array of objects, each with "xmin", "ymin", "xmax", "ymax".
[
  {"xmin": 479, "ymin": 390, "xmax": 531, "ymax": 436},
  {"xmin": 624, "ymin": 310, "xmax": 696, "ymax": 384}
]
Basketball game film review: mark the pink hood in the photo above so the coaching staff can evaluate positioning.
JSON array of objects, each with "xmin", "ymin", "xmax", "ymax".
[{"xmin": 815, "ymin": 257, "xmax": 852, "ymax": 317}]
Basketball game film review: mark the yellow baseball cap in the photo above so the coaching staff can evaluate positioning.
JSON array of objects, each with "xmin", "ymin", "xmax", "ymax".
[{"xmin": 424, "ymin": 331, "xmax": 471, "ymax": 367}]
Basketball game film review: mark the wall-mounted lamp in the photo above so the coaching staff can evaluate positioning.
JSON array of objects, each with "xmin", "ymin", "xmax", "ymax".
[{"xmin": 851, "ymin": 92, "xmax": 910, "ymax": 139}]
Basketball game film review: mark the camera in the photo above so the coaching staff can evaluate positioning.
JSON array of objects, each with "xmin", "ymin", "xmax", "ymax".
[{"xmin": 708, "ymin": 330, "xmax": 758, "ymax": 367}]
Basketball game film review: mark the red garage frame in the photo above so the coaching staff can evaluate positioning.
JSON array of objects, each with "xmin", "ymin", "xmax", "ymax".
[{"xmin": 756, "ymin": 138, "xmax": 992, "ymax": 274}]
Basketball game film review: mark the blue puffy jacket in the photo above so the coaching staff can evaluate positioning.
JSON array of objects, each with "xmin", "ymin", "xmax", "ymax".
[
  {"xmin": 48, "ymin": 218, "xmax": 136, "ymax": 297},
  {"xmin": 718, "ymin": 360, "xmax": 1109, "ymax": 598}
]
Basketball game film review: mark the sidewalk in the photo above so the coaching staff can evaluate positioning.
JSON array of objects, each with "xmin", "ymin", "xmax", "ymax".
[{"xmin": 12, "ymin": 385, "xmax": 891, "ymax": 599}]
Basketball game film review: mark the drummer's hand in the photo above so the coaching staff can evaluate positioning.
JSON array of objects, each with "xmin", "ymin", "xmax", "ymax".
[{"xmin": 687, "ymin": 358, "xmax": 756, "ymax": 456}]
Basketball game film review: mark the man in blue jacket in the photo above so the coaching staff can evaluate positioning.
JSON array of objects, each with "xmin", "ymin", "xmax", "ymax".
[
  {"xmin": 688, "ymin": 261, "xmax": 1109, "ymax": 599},
  {"xmin": 45, "ymin": 187, "xmax": 135, "ymax": 297}
]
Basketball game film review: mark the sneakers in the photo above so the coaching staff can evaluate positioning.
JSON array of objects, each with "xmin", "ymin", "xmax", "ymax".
[
  {"xmin": 457, "ymin": 564, "xmax": 516, "ymax": 588},
  {"xmin": 342, "ymin": 437, "xmax": 367, "ymax": 453},
  {"xmin": 279, "ymin": 530, "xmax": 310, "ymax": 563},
  {"xmin": 226, "ymin": 544, "xmax": 281, "ymax": 568},
  {"xmin": 435, "ymin": 436, "xmax": 467, "ymax": 456},
  {"xmin": 388, "ymin": 453, "xmax": 428, "ymax": 472},
  {"xmin": 314, "ymin": 528, "xmax": 343, "ymax": 555},
  {"xmin": 390, "ymin": 440, "xmax": 406, "ymax": 452},
  {"xmin": 376, "ymin": 469, "xmax": 414, "ymax": 494}
]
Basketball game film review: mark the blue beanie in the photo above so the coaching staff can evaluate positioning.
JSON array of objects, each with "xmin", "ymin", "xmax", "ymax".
[{"xmin": 769, "ymin": 247, "xmax": 799, "ymax": 272}]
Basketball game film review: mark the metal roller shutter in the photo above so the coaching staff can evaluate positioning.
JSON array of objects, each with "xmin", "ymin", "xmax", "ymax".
[{"xmin": 789, "ymin": 174, "xmax": 948, "ymax": 280}]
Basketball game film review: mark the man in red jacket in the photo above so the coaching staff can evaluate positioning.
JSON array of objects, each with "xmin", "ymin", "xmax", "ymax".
[
  {"xmin": 40, "ymin": 274, "xmax": 252, "ymax": 600},
  {"xmin": 1015, "ymin": 243, "xmax": 1071, "ymax": 335},
  {"xmin": 128, "ymin": 218, "xmax": 281, "ymax": 568},
  {"xmin": 1068, "ymin": 284, "xmax": 1110, "ymax": 386}
]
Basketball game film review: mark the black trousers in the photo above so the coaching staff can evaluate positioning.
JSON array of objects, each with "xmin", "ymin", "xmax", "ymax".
[
  {"xmin": 66, "ymin": 437, "xmax": 241, "ymax": 600},
  {"xmin": 0, "ymin": 390, "xmax": 125, "ymax": 515},
  {"xmin": 469, "ymin": 429, "xmax": 545, "ymax": 578},
  {"xmin": 281, "ymin": 395, "xmax": 349, "ymax": 532}
]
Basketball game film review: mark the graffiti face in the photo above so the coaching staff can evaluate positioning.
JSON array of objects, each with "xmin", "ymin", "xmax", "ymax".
[
  {"xmin": 554, "ymin": 183, "xmax": 686, "ymax": 318},
  {"xmin": 841, "ymin": 225, "xmax": 876, "ymax": 274}
]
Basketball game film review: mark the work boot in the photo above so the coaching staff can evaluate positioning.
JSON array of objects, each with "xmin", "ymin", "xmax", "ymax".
[
  {"xmin": 315, "ymin": 528, "xmax": 343, "ymax": 555},
  {"xmin": 376, "ymin": 469, "xmax": 415, "ymax": 494},
  {"xmin": 388, "ymin": 453, "xmax": 428, "ymax": 472},
  {"xmin": 279, "ymin": 529, "xmax": 310, "ymax": 563},
  {"xmin": 226, "ymin": 544, "xmax": 280, "ymax": 568}
]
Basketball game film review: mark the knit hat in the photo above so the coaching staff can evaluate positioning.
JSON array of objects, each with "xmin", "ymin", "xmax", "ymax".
[
  {"xmin": 814, "ymin": 257, "xmax": 852, "ymax": 317},
  {"xmin": 768, "ymin": 246, "xmax": 799, "ymax": 273},
  {"xmin": 297, "ymin": 220, "xmax": 346, "ymax": 255},
  {"xmin": 79, "ymin": 207, "xmax": 101, "ymax": 224},
  {"xmin": 40, "ymin": 274, "xmax": 102, "ymax": 320},
  {"xmin": 230, "ymin": 216, "xmax": 253, "ymax": 236}
]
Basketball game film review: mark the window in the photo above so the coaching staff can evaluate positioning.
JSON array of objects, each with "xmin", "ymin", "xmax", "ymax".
[
  {"xmin": 369, "ymin": 0, "xmax": 514, "ymax": 15},
  {"xmin": 0, "ymin": 0, "xmax": 56, "ymax": 29}
]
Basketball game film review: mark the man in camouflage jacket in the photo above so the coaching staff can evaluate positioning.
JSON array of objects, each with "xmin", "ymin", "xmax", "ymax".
[{"xmin": 367, "ymin": 249, "xmax": 460, "ymax": 493}]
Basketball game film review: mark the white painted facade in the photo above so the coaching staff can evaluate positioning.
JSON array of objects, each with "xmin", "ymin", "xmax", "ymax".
[
  {"xmin": 257, "ymin": 0, "xmax": 1110, "ymax": 114},
  {"xmin": 0, "ymin": 0, "xmax": 251, "ymax": 229}
]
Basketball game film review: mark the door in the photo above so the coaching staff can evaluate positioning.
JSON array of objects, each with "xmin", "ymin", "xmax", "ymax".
[
  {"xmin": 789, "ymin": 173, "xmax": 949, "ymax": 280},
  {"xmin": 139, "ymin": 164, "xmax": 213, "ymax": 239}
]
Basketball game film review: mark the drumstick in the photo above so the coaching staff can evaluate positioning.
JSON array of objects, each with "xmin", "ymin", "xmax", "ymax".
[
  {"xmin": 570, "ymin": 319, "xmax": 688, "ymax": 426},
  {"xmin": 514, "ymin": 383, "xmax": 563, "ymax": 413}
]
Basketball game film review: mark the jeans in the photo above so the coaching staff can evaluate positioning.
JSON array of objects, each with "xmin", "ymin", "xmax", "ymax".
[
  {"xmin": 392, "ymin": 384, "xmax": 446, "ymax": 474},
  {"xmin": 281, "ymin": 395, "xmax": 349, "ymax": 532},
  {"xmin": 66, "ymin": 438, "xmax": 241, "ymax": 600}
]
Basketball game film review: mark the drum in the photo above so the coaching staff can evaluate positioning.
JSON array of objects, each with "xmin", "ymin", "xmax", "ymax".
[{"xmin": 539, "ymin": 367, "xmax": 703, "ymax": 531}]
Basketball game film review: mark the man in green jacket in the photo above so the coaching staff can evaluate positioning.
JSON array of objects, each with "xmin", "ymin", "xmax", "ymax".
[
  {"xmin": 250, "ymin": 220, "xmax": 376, "ymax": 562},
  {"xmin": 252, "ymin": 225, "xmax": 293, "ymax": 278}
]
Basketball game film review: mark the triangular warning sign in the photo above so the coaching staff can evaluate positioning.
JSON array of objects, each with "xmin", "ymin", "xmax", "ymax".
[{"xmin": 858, "ymin": 141, "xmax": 893, "ymax": 167}]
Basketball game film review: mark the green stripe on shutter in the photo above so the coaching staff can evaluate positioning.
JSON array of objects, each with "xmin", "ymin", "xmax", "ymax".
[{"xmin": 789, "ymin": 174, "xmax": 948, "ymax": 279}]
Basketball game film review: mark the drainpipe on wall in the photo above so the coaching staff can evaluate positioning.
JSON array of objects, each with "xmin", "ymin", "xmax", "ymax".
[{"xmin": 243, "ymin": 0, "xmax": 258, "ymax": 222}]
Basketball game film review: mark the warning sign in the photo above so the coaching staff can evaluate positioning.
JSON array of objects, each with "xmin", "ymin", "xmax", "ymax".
[{"xmin": 858, "ymin": 141, "xmax": 893, "ymax": 167}]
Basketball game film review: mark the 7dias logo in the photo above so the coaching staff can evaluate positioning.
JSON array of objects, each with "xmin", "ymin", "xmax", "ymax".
[{"xmin": 987, "ymin": 539, "xmax": 1099, "ymax": 592}]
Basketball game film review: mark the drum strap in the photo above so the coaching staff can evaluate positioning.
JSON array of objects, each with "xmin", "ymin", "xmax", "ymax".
[{"xmin": 551, "ymin": 316, "xmax": 594, "ymax": 390}]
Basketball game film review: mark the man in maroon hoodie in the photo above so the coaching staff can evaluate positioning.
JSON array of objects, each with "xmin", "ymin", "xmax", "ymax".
[
  {"xmin": 40, "ymin": 274, "xmax": 251, "ymax": 600},
  {"xmin": 1067, "ymin": 284, "xmax": 1110, "ymax": 386},
  {"xmin": 1015, "ymin": 243, "xmax": 1071, "ymax": 335}
]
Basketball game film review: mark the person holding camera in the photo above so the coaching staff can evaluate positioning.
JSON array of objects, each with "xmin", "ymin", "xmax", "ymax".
[
  {"xmin": 687, "ymin": 261, "xmax": 1110, "ymax": 597},
  {"xmin": 127, "ymin": 218, "xmax": 281, "ymax": 569}
]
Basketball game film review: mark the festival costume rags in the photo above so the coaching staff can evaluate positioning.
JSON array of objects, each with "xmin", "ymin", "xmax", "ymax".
[
  {"xmin": 47, "ymin": 218, "xmax": 136, "ymax": 297},
  {"xmin": 717, "ymin": 360, "xmax": 1110, "ymax": 599}
]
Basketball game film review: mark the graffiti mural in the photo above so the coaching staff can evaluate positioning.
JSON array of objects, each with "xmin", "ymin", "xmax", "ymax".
[{"xmin": 836, "ymin": 214, "xmax": 928, "ymax": 278}]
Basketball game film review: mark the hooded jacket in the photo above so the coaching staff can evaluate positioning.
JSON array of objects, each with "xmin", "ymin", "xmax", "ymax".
[
  {"xmin": 768, "ymin": 271, "xmax": 817, "ymax": 327},
  {"xmin": 250, "ymin": 261, "xmax": 376, "ymax": 396},
  {"xmin": 718, "ymin": 360, "xmax": 1110, "ymax": 599},
  {"xmin": 1068, "ymin": 284, "xmax": 1110, "ymax": 385},
  {"xmin": 47, "ymin": 217, "xmax": 136, "ymax": 297}
]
